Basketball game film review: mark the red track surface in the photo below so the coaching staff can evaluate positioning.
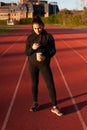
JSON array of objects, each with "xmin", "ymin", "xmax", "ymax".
[{"xmin": 0, "ymin": 25, "xmax": 87, "ymax": 130}]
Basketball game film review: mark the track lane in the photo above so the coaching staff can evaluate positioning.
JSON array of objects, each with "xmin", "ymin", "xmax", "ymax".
[
  {"xmin": 0, "ymin": 26, "xmax": 87, "ymax": 130},
  {"xmin": 0, "ymin": 26, "xmax": 30, "ymax": 129},
  {"xmin": 54, "ymin": 28, "xmax": 87, "ymax": 130}
]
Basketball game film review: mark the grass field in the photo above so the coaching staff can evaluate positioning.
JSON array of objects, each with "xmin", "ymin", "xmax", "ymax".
[{"xmin": 0, "ymin": 25, "xmax": 19, "ymax": 35}]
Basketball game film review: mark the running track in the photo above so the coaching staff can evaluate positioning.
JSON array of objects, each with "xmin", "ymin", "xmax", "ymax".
[{"xmin": 0, "ymin": 25, "xmax": 87, "ymax": 130}]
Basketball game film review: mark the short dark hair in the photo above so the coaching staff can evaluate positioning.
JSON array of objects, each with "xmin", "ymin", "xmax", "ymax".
[{"xmin": 32, "ymin": 16, "xmax": 44, "ymax": 26}]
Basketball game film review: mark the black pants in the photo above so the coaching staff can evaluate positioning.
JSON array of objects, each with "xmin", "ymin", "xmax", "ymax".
[{"xmin": 29, "ymin": 61, "xmax": 57, "ymax": 106}]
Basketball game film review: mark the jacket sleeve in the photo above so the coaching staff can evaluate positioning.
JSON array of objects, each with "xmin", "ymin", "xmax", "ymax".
[
  {"xmin": 25, "ymin": 35, "xmax": 35, "ymax": 56},
  {"xmin": 48, "ymin": 34, "xmax": 56, "ymax": 58}
]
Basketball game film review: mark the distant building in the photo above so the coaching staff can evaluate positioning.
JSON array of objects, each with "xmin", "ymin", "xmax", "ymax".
[
  {"xmin": 0, "ymin": 0, "xmax": 59, "ymax": 22},
  {"xmin": 49, "ymin": 2, "xmax": 59, "ymax": 15}
]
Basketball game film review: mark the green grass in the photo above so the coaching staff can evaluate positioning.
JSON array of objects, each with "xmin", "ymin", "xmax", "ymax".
[{"xmin": 0, "ymin": 25, "xmax": 19, "ymax": 35}]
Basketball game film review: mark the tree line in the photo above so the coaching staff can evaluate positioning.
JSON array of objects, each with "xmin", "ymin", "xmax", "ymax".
[
  {"xmin": 19, "ymin": 8, "xmax": 87, "ymax": 26},
  {"xmin": 0, "ymin": 8, "xmax": 87, "ymax": 27},
  {"xmin": 42, "ymin": 8, "xmax": 87, "ymax": 26}
]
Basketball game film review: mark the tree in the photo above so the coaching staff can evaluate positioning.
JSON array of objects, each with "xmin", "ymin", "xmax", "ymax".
[
  {"xmin": 80, "ymin": 0, "xmax": 87, "ymax": 9},
  {"xmin": 58, "ymin": 9, "xmax": 72, "ymax": 25}
]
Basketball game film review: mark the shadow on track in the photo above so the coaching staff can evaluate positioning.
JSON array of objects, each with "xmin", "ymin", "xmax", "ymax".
[{"xmin": 39, "ymin": 92, "xmax": 87, "ymax": 115}]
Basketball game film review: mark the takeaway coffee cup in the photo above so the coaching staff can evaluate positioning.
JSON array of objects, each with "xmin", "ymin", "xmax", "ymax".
[{"xmin": 36, "ymin": 52, "xmax": 42, "ymax": 61}]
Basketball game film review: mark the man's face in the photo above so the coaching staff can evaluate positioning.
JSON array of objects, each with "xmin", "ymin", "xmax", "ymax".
[{"xmin": 33, "ymin": 23, "xmax": 43, "ymax": 35}]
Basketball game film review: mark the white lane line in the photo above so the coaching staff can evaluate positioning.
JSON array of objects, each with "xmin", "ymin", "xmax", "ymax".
[
  {"xmin": 1, "ymin": 57, "xmax": 28, "ymax": 130},
  {"xmin": 66, "ymin": 33, "xmax": 87, "ymax": 46},
  {"xmin": 77, "ymin": 40, "xmax": 87, "ymax": 46},
  {"xmin": 0, "ymin": 33, "xmax": 27, "ymax": 57},
  {"xmin": 0, "ymin": 44, "xmax": 15, "ymax": 57},
  {"xmin": 62, "ymin": 39, "xmax": 87, "ymax": 63},
  {"xmin": 54, "ymin": 56, "xmax": 87, "ymax": 130},
  {"xmin": 60, "ymin": 32, "xmax": 87, "ymax": 62}
]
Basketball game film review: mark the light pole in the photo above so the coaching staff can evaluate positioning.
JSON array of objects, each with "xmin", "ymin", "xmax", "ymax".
[{"xmin": 54, "ymin": 2, "xmax": 57, "ymax": 15}]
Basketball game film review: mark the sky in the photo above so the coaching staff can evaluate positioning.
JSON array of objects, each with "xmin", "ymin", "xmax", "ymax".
[{"xmin": 0, "ymin": 0, "xmax": 87, "ymax": 10}]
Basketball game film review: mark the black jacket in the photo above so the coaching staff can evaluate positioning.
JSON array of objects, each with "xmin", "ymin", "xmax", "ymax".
[{"xmin": 25, "ymin": 29, "xmax": 56, "ymax": 63}]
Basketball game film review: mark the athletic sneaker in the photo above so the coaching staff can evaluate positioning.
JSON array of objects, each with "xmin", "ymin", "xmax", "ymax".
[
  {"xmin": 30, "ymin": 103, "xmax": 39, "ymax": 112},
  {"xmin": 51, "ymin": 107, "xmax": 63, "ymax": 116}
]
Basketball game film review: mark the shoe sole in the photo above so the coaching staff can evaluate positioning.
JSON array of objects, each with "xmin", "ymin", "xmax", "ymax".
[{"xmin": 51, "ymin": 109, "xmax": 63, "ymax": 116}]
